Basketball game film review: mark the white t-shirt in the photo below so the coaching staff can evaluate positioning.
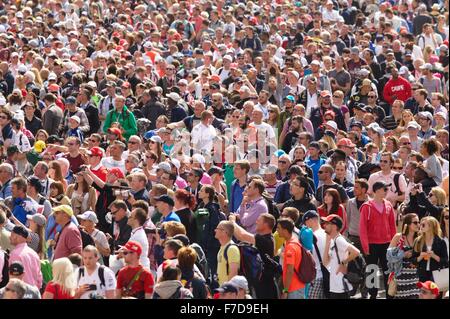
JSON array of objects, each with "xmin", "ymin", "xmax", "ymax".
[
  {"xmin": 367, "ymin": 170, "xmax": 407, "ymax": 202},
  {"xmin": 191, "ymin": 123, "xmax": 217, "ymax": 153},
  {"xmin": 76, "ymin": 264, "xmax": 116, "ymax": 299},
  {"xmin": 251, "ymin": 122, "xmax": 276, "ymax": 141},
  {"xmin": 327, "ymin": 235, "xmax": 353, "ymax": 293},
  {"xmin": 101, "ymin": 157, "xmax": 125, "ymax": 172},
  {"xmin": 313, "ymin": 228, "xmax": 327, "ymax": 280},
  {"xmin": 129, "ymin": 227, "xmax": 150, "ymax": 270}
]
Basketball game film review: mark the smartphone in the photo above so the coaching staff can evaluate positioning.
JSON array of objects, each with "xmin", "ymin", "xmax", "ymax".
[{"xmin": 88, "ymin": 284, "xmax": 97, "ymax": 291}]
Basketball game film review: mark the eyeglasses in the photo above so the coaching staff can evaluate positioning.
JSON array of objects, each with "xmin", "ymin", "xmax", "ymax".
[{"xmin": 110, "ymin": 210, "xmax": 119, "ymax": 215}]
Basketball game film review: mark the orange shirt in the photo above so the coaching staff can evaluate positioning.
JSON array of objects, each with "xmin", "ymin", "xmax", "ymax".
[{"xmin": 282, "ymin": 238, "xmax": 305, "ymax": 292}]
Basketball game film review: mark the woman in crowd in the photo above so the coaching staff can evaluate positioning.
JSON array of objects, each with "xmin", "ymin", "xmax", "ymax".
[
  {"xmin": 177, "ymin": 246, "xmax": 208, "ymax": 299},
  {"xmin": 174, "ymin": 189, "xmax": 197, "ymax": 244},
  {"xmin": 420, "ymin": 138, "xmax": 443, "ymax": 187},
  {"xmin": 66, "ymin": 171, "xmax": 97, "ymax": 216},
  {"xmin": 153, "ymin": 265, "xmax": 193, "ymax": 299},
  {"xmin": 318, "ymin": 188, "xmax": 347, "ymax": 233},
  {"xmin": 388, "ymin": 213, "xmax": 420, "ymax": 299},
  {"xmin": 406, "ymin": 185, "xmax": 447, "ymax": 220},
  {"xmin": 48, "ymin": 160, "xmax": 68, "ymax": 191},
  {"xmin": 42, "ymin": 257, "xmax": 77, "ymax": 299},
  {"xmin": 333, "ymin": 161, "xmax": 354, "ymax": 198},
  {"xmin": 49, "ymin": 181, "xmax": 71, "ymax": 207},
  {"xmin": 413, "ymin": 216, "xmax": 448, "ymax": 283}
]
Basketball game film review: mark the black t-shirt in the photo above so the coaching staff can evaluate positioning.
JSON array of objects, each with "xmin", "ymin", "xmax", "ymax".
[
  {"xmin": 356, "ymin": 199, "xmax": 366, "ymax": 210},
  {"xmin": 255, "ymin": 233, "xmax": 275, "ymax": 259}
]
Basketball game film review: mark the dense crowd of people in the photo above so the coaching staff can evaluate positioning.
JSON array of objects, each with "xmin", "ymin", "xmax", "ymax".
[{"xmin": 0, "ymin": 0, "xmax": 448, "ymax": 300}]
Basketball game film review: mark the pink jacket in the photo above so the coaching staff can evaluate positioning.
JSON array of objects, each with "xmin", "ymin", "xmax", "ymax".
[{"xmin": 359, "ymin": 200, "xmax": 397, "ymax": 255}]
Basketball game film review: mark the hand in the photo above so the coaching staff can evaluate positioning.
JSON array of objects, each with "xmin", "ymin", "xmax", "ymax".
[
  {"xmin": 76, "ymin": 284, "xmax": 90, "ymax": 295},
  {"xmin": 228, "ymin": 214, "xmax": 237, "ymax": 223},
  {"xmin": 404, "ymin": 251, "xmax": 413, "ymax": 259},
  {"xmin": 281, "ymin": 292, "xmax": 288, "ymax": 299},
  {"xmin": 410, "ymin": 186, "xmax": 418, "ymax": 196},
  {"xmin": 241, "ymin": 196, "xmax": 249, "ymax": 206},
  {"xmin": 337, "ymin": 264, "xmax": 348, "ymax": 275},
  {"xmin": 420, "ymin": 252, "xmax": 429, "ymax": 260},
  {"xmin": 105, "ymin": 233, "xmax": 112, "ymax": 241}
]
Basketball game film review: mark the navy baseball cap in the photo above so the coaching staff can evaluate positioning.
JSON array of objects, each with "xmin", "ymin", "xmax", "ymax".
[{"xmin": 302, "ymin": 210, "xmax": 319, "ymax": 224}]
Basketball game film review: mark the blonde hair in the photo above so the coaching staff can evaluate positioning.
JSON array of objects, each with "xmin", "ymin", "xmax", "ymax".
[
  {"xmin": 430, "ymin": 187, "xmax": 447, "ymax": 206},
  {"xmin": 414, "ymin": 216, "xmax": 442, "ymax": 252},
  {"xmin": 321, "ymin": 134, "xmax": 337, "ymax": 150},
  {"xmin": 51, "ymin": 258, "xmax": 77, "ymax": 297},
  {"xmin": 164, "ymin": 221, "xmax": 186, "ymax": 237}
]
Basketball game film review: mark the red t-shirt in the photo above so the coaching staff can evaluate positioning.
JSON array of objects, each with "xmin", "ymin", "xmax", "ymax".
[
  {"xmin": 91, "ymin": 166, "xmax": 108, "ymax": 182},
  {"xmin": 117, "ymin": 265, "xmax": 154, "ymax": 298},
  {"xmin": 44, "ymin": 281, "xmax": 74, "ymax": 299},
  {"xmin": 64, "ymin": 153, "xmax": 85, "ymax": 174}
]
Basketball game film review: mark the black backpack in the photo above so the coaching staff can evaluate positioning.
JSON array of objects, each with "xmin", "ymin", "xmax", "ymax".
[
  {"xmin": 79, "ymin": 227, "xmax": 95, "ymax": 248},
  {"xmin": 335, "ymin": 236, "xmax": 366, "ymax": 294},
  {"xmin": 78, "ymin": 265, "xmax": 106, "ymax": 289}
]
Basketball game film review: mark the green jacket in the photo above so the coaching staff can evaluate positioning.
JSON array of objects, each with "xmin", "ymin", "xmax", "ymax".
[{"xmin": 102, "ymin": 105, "xmax": 137, "ymax": 140}]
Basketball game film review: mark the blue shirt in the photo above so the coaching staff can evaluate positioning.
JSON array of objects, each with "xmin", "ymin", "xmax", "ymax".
[
  {"xmin": 11, "ymin": 197, "xmax": 38, "ymax": 225},
  {"xmin": 162, "ymin": 211, "xmax": 181, "ymax": 223},
  {"xmin": 305, "ymin": 157, "xmax": 326, "ymax": 190},
  {"xmin": 230, "ymin": 180, "xmax": 245, "ymax": 213}
]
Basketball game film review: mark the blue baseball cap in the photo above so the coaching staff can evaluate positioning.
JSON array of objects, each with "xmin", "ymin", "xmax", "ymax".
[{"xmin": 284, "ymin": 95, "xmax": 295, "ymax": 102}]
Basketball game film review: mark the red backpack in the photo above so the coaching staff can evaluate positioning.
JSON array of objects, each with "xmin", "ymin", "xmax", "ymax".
[{"xmin": 292, "ymin": 241, "xmax": 317, "ymax": 284}]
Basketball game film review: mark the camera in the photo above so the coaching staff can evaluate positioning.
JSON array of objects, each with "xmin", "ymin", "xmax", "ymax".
[{"xmin": 113, "ymin": 189, "xmax": 130, "ymax": 198}]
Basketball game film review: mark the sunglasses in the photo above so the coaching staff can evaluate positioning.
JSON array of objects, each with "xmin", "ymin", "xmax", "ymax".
[
  {"xmin": 278, "ymin": 161, "xmax": 288, "ymax": 164},
  {"xmin": 393, "ymin": 166, "xmax": 403, "ymax": 170},
  {"xmin": 333, "ymin": 95, "xmax": 342, "ymax": 98},
  {"xmin": 402, "ymin": 142, "xmax": 411, "ymax": 145},
  {"xmin": 122, "ymin": 251, "xmax": 135, "ymax": 255},
  {"xmin": 368, "ymin": 96, "xmax": 376, "ymax": 98},
  {"xmin": 380, "ymin": 160, "xmax": 390, "ymax": 164}
]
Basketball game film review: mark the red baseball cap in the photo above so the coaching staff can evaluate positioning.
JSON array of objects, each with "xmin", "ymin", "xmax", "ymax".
[
  {"xmin": 209, "ymin": 74, "xmax": 221, "ymax": 82},
  {"xmin": 109, "ymin": 167, "xmax": 125, "ymax": 179},
  {"xmin": 230, "ymin": 63, "xmax": 238, "ymax": 69},
  {"xmin": 107, "ymin": 128, "xmax": 123, "ymax": 139},
  {"xmin": 119, "ymin": 241, "xmax": 142, "ymax": 256},
  {"xmin": 337, "ymin": 138, "xmax": 356, "ymax": 148},
  {"xmin": 321, "ymin": 214, "xmax": 343, "ymax": 230},
  {"xmin": 48, "ymin": 83, "xmax": 60, "ymax": 92},
  {"xmin": 417, "ymin": 281, "xmax": 439, "ymax": 296},
  {"xmin": 87, "ymin": 146, "xmax": 104, "ymax": 158}
]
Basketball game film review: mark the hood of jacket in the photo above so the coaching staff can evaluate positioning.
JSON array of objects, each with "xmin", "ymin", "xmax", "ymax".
[{"xmin": 154, "ymin": 280, "xmax": 182, "ymax": 299}]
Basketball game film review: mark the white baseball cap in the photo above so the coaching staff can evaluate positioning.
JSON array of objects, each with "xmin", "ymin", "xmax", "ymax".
[{"xmin": 77, "ymin": 211, "xmax": 99, "ymax": 224}]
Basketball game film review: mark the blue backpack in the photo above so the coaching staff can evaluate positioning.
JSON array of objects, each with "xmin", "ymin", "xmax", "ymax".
[{"xmin": 224, "ymin": 242, "xmax": 264, "ymax": 287}]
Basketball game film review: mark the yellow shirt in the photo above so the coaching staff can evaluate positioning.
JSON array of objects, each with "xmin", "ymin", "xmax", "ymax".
[
  {"xmin": 274, "ymin": 231, "xmax": 285, "ymax": 255},
  {"xmin": 217, "ymin": 241, "xmax": 240, "ymax": 286}
]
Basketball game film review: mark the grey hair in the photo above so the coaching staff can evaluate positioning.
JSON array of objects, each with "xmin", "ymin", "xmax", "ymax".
[
  {"xmin": 0, "ymin": 163, "xmax": 14, "ymax": 177},
  {"xmin": 7, "ymin": 279, "xmax": 27, "ymax": 299}
]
